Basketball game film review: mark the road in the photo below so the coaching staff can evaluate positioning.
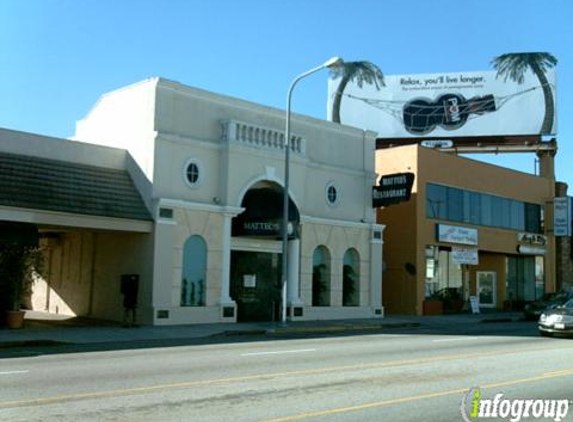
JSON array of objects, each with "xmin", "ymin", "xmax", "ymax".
[{"xmin": 0, "ymin": 321, "xmax": 572, "ymax": 421}]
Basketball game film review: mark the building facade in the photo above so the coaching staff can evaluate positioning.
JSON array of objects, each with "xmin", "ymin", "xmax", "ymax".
[
  {"xmin": 1, "ymin": 78, "xmax": 385, "ymax": 325},
  {"xmin": 376, "ymin": 145, "xmax": 556, "ymax": 315}
]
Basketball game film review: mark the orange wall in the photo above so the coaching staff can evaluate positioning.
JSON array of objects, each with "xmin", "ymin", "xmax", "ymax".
[{"xmin": 376, "ymin": 145, "xmax": 556, "ymax": 315}]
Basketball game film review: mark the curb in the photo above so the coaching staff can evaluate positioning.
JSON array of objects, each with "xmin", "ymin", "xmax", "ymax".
[
  {"xmin": 266, "ymin": 322, "xmax": 421, "ymax": 335},
  {"xmin": 0, "ymin": 339, "xmax": 69, "ymax": 349},
  {"xmin": 480, "ymin": 317, "xmax": 523, "ymax": 324}
]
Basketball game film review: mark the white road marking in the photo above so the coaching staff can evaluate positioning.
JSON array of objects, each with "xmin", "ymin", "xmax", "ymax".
[
  {"xmin": 0, "ymin": 370, "xmax": 29, "ymax": 375},
  {"xmin": 432, "ymin": 337, "xmax": 480, "ymax": 343},
  {"xmin": 240, "ymin": 348, "xmax": 317, "ymax": 357}
]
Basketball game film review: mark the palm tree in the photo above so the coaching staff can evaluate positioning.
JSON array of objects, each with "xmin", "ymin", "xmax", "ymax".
[
  {"xmin": 491, "ymin": 52, "xmax": 558, "ymax": 134},
  {"xmin": 330, "ymin": 61, "xmax": 385, "ymax": 123}
]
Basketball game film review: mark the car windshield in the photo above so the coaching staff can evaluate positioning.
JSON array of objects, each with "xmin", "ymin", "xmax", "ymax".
[{"xmin": 563, "ymin": 298, "xmax": 573, "ymax": 309}]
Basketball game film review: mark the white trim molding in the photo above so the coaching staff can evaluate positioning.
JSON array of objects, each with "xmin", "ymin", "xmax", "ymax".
[
  {"xmin": 300, "ymin": 215, "xmax": 372, "ymax": 230},
  {"xmin": 157, "ymin": 198, "xmax": 244, "ymax": 216},
  {"xmin": 0, "ymin": 206, "xmax": 153, "ymax": 233}
]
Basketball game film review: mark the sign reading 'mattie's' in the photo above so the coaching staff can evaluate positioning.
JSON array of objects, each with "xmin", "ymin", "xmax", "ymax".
[{"xmin": 372, "ymin": 172, "xmax": 415, "ymax": 208}]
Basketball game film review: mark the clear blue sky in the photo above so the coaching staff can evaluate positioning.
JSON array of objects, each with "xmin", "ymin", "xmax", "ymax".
[{"xmin": 1, "ymin": 0, "xmax": 572, "ymax": 186}]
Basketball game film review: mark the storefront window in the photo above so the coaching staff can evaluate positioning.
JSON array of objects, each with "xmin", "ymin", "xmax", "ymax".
[
  {"xmin": 424, "ymin": 246, "xmax": 463, "ymax": 304},
  {"xmin": 506, "ymin": 255, "xmax": 542, "ymax": 307},
  {"xmin": 181, "ymin": 235, "xmax": 207, "ymax": 306},
  {"xmin": 343, "ymin": 249, "xmax": 360, "ymax": 306},
  {"xmin": 312, "ymin": 246, "xmax": 331, "ymax": 306}
]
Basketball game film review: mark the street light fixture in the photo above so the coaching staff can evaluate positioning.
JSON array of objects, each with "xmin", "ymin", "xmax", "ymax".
[{"xmin": 280, "ymin": 57, "xmax": 344, "ymax": 324}]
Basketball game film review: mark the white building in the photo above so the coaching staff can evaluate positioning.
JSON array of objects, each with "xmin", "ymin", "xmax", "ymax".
[{"xmin": 1, "ymin": 77, "xmax": 384, "ymax": 325}]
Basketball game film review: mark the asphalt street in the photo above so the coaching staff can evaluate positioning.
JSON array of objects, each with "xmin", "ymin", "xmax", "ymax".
[{"xmin": 0, "ymin": 321, "xmax": 572, "ymax": 422}]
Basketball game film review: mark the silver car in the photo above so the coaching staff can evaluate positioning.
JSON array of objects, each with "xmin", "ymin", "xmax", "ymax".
[{"xmin": 538, "ymin": 298, "xmax": 573, "ymax": 337}]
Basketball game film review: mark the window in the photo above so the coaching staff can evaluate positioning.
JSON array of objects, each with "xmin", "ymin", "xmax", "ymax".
[
  {"xmin": 312, "ymin": 246, "xmax": 331, "ymax": 306},
  {"xmin": 426, "ymin": 183, "xmax": 543, "ymax": 234},
  {"xmin": 425, "ymin": 246, "xmax": 463, "ymax": 307},
  {"xmin": 326, "ymin": 182, "xmax": 339, "ymax": 206},
  {"xmin": 183, "ymin": 159, "xmax": 203, "ymax": 188},
  {"xmin": 426, "ymin": 184, "xmax": 447, "ymax": 219},
  {"xmin": 343, "ymin": 249, "xmax": 360, "ymax": 306},
  {"xmin": 446, "ymin": 187, "xmax": 463, "ymax": 222},
  {"xmin": 525, "ymin": 203, "xmax": 542, "ymax": 233},
  {"xmin": 181, "ymin": 235, "xmax": 207, "ymax": 306}
]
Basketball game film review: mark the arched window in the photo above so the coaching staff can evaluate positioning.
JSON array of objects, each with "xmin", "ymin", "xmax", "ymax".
[
  {"xmin": 343, "ymin": 248, "xmax": 360, "ymax": 306},
  {"xmin": 181, "ymin": 235, "xmax": 207, "ymax": 306},
  {"xmin": 312, "ymin": 246, "xmax": 331, "ymax": 306}
]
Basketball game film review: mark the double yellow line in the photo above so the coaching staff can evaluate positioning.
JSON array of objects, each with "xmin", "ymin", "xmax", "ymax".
[
  {"xmin": 0, "ymin": 345, "xmax": 571, "ymax": 416},
  {"xmin": 253, "ymin": 368, "xmax": 573, "ymax": 422}
]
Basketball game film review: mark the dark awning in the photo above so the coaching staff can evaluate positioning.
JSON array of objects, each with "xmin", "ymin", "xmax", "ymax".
[{"xmin": 232, "ymin": 188, "xmax": 299, "ymax": 238}]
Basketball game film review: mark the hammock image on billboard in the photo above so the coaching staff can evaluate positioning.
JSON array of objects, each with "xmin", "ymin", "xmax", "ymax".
[{"xmin": 327, "ymin": 69, "xmax": 557, "ymax": 138}]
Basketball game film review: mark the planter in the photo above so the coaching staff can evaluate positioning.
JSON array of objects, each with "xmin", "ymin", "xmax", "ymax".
[
  {"xmin": 423, "ymin": 300, "xmax": 443, "ymax": 316},
  {"xmin": 5, "ymin": 310, "xmax": 25, "ymax": 329}
]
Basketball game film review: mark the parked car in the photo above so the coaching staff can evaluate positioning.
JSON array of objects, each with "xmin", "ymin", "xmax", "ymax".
[
  {"xmin": 523, "ymin": 292, "xmax": 573, "ymax": 321},
  {"xmin": 538, "ymin": 298, "xmax": 573, "ymax": 337}
]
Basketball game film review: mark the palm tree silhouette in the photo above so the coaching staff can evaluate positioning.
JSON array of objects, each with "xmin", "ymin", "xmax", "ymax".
[
  {"xmin": 330, "ymin": 61, "xmax": 385, "ymax": 123},
  {"xmin": 491, "ymin": 52, "xmax": 557, "ymax": 134}
]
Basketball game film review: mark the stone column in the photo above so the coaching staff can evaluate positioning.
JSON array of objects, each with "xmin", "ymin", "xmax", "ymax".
[
  {"xmin": 220, "ymin": 213, "xmax": 236, "ymax": 321},
  {"xmin": 370, "ymin": 225, "xmax": 385, "ymax": 317},
  {"xmin": 287, "ymin": 238, "xmax": 302, "ymax": 306}
]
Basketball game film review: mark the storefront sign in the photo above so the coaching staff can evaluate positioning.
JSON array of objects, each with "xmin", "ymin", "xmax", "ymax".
[
  {"xmin": 451, "ymin": 247, "xmax": 479, "ymax": 265},
  {"xmin": 372, "ymin": 172, "xmax": 415, "ymax": 207},
  {"xmin": 420, "ymin": 140, "xmax": 454, "ymax": 148},
  {"xmin": 517, "ymin": 232, "xmax": 547, "ymax": 246},
  {"xmin": 469, "ymin": 296, "xmax": 480, "ymax": 314},
  {"xmin": 554, "ymin": 197, "xmax": 572, "ymax": 237},
  {"xmin": 517, "ymin": 245, "xmax": 547, "ymax": 255},
  {"xmin": 436, "ymin": 224, "xmax": 478, "ymax": 246}
]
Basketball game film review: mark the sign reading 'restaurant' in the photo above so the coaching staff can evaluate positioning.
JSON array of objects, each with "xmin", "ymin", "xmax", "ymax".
[
  {"xmin": 436, "ymin": 224, "xmax": 478, "ymax": 246},
  {"xmin": 372, "ymin": 172, "xmax": 415, "ymax": 208},
  {"xmin": 328, "ymin": 66, "xmax": 557, "ymax": 138}
]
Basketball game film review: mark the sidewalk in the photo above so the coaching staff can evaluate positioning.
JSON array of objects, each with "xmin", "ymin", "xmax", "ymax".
[{"xmin": 0, "ymin": 310, "xmax": 525, "ymax": 349}]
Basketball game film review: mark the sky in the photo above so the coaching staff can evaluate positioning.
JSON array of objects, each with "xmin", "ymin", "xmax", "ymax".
[{"xmin": 1, "ymin": 0, "xmax": 572, "ymax": 187}]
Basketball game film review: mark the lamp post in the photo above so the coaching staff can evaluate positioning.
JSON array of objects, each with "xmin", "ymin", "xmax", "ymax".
[{"xmin": 280, "ymin": 57, "xmax": 344, "ymax": 324}]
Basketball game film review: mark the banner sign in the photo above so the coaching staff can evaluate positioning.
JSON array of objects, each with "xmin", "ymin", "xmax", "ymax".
[
  {"xmin": 436, "ymin": 224, "xmax": 478, "ymax": 246},
  {"xmin": 451, "ymin": 247, "xmax": 479, "ymax": 265},
  {"xmin": 517, "ymin": 232, "xmax": 547, "ymax": 246},
  {"xmin": 554, "ymin": 197, "xmax": 572, "ymax": 237},
  {"xmin": 328, "ymin": 68, "xmax": 557, "ymax": 138},
  {"xmin": 372, "ymin": 172, "xmax": 415, "ymax": 207}
]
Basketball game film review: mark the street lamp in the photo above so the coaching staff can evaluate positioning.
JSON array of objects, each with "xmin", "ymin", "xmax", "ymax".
[{"xmin": 280, "ymin": 56, "xmax": 344, "ymax": 324}]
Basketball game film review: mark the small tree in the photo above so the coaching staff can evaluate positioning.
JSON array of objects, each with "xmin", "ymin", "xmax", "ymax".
[{"xmin": 0, "ymin": 245, "xmax": 43, "ymax": 311}]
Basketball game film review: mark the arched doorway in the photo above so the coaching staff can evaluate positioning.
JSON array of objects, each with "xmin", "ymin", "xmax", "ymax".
[{"xmin": 230, "ymin": 181, "xmax": 299, "ymax": 322}]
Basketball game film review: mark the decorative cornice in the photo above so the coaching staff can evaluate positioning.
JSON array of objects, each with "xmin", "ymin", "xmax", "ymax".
[{"xmin": 221, "ymin": 120, "xmax": 306, "ymax": 157}]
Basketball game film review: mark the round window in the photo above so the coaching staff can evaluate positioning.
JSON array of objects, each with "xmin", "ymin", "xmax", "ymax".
[
  {"xmin": 326, "ymin": 182, "xmax": 339, "ymax": 206},
  {"xmin": 183, "ymin": 159, "xmax": 203, "ymax": 188}
]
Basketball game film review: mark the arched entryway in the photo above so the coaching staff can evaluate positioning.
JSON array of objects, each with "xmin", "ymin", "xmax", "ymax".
[{"xmin": 230, "ymin": 181, "xmax": 300, "ymax": 322}]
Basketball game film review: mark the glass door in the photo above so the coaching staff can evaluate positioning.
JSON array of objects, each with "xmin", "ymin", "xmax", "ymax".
[{"xmin": 477, "ymin": 271, "xmax": 497, "ymax": 308}]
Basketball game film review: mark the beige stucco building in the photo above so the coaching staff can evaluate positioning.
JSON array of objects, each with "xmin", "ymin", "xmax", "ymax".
[
  {"xmin": 0, "ymin": 78, "xmax": 385, "ymax": 325},
  {"xmin": 376, "ymin": 145, "xmax": 556, "ymax": 315}
]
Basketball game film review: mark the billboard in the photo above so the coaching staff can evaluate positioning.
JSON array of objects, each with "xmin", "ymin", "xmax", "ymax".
[{"xmin": 328, "ymin": 68, "xmax": 557, "ymax": 138}]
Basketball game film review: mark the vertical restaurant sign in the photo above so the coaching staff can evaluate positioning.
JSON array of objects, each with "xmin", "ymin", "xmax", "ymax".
[
  {"xmin": 327, "ymin": 69, "xmax": 557, "ymax": 137},
  {"xmin": 554, "ymin": 197, "xmax": 572, "ymax": 237}
]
